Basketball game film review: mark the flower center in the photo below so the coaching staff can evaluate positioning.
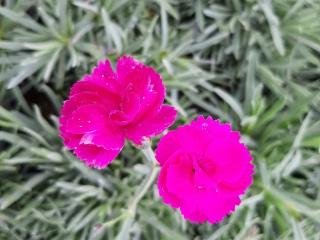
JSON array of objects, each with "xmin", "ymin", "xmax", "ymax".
[
  {"xmin": 192, "ymin": 157, "xmax": 217, "ymax": 191},
  {"xmin": 197, "ymin": 158, "xmax": 216, "ymax": 175}
]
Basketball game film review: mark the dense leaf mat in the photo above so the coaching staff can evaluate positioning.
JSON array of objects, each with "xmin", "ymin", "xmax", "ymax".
[{"xmin": 0, "ymin": 0, "xmax": 320, "ymax": 239}]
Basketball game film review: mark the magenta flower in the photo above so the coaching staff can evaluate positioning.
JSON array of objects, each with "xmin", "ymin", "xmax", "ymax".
[
  {"xmin": 59, "ymin": 56, "xmax": 177, "ymax": 169},
  {"xmin": 156, "ymin": 116, "xmax": 254, "ymax": 224}
]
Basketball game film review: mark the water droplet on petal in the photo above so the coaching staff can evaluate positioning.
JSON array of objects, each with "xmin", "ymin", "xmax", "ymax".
[{"xmin": 201, "ymin": 123, "xmax": 208, "ymax": 130}]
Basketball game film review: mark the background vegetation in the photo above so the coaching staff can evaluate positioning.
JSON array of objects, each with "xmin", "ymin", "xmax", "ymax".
[{"xmin": 0, "ymin": 0, "xmax": 320, "ymax": 239}]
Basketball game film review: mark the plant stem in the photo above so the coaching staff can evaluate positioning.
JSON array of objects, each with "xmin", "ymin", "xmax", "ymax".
[
  {"xmin": 115, "ymin": 141, "xmax": 159, "ymax": 240},
  {"xmin": 128, "ymin": 163, "xmax": 159, "ymax": 214},
  {"xmin": 140, "ymin": 141, "xmax": 159, "ymax": 165}
]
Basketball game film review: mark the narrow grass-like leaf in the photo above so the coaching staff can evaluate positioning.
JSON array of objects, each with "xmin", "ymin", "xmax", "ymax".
[
  {"xmin": 260, "ymin": 0, "xmax": 285, "ymax": 56},
  {"xmin": 1, "ymin": 172, "xmax": 50, "ymax": 210},
  {"xmin": 0, "ymin": 6, "xmax": 47, "ymax": 33},
  {"xmin": 212, "ymin": 87, "xmax": 244, "ymax": 119}
]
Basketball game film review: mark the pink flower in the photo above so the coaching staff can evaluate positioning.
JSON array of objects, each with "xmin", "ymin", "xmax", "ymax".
[
  {"xmin": 59, "ymin": 56, "xmax": 177, "ymax": 169},
  {"xmin": 156, "ymin": 116, "xmax": 254, "ymax": 224}
]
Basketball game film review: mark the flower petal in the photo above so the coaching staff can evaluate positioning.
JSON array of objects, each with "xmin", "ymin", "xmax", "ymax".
[
  {"xmin": 90, "ymin": 59, "xmax": 119, "ymax": 93},
  {"xmin": 125, "ymin": 105, "xmax": 177, "ymax": 145},
  {"xmin": 59, "ymin": 56, "xmax": 177, "ymax": 170},
  {"xmin": 92, "ymin": 59, "xmax": 115, "ymax": 79},
  {"xmin": 60, "ymin": 132, "xmax": 82, "ymax": 149},
  {"xmin": 66, "ymin": 104, "xmax": 107, "ymax": 134},
  {"xmin": 204, "ymin": 139, "xmax": 252, "ymax": 182},
  {"xmin": 158, "ymin": 164, "xmax": 182, "ymax": 208},
  {"xmin": 116, "ymin": 55, "xmax": 143, "ymax": 81},
  {"xmin": 121, "ymin": 89, "xmax": 141, "ymax": 118},
  {"xmin": 199, "ymin": 192, "xmax": 240, "ymax": 224},
  {"xmin": 70, "ymin": 76, "xmax": 120, "ymax": 98},
  {"xmin": 80, "ymin": 126, "xmax": 125, "ymax": 150},
  {"xmin": 155, "ymin": 115, "xmax": 254, "ymax": 224},
  {"xmin": 136, "ymin": 67, "xmax": 165, "ymax": 117},
  {"xmin": 217, "ymin": 163, "xmax": 254, "ymax": 196},
  {"xmin": 117, "ymin": 56, "xmax": 165, "ymax": 119},
  {"xmin": 74, "ymin": 144, "xmax": 120, "ymax": 169},
  {"xmin": 61, "ymin": 92, "xmax": 118, "ymax": 118},
  {"xmin": 179, "ymin": 191, "xmax": 208, "ymax": 224},
  {"xmin": 165, "ymin": 153, "xmax": 194, "ymax": 198},
  {"xmin": 155, "ymin": 130, "xmax": 181, "ymax": 165}
]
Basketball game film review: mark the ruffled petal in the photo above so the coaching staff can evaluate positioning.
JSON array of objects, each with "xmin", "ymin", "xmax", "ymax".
[
  {"xmin": 155, "ymin": 130, "xmax": 181, "ymax": 165},
  {"xmin": 158, "ymin": 152, "xmax": 194, "ymax": 208},
  {"xmin": 90, "ymin": 59, "xmax": 119, "ymax": 93},
  {"xmin": 136, "ymin": 67, "xmax": 165, "ymax": 118},
  {"xmin": 70, "ymin": 76, "xmax": 120, "ymax": 99},
  {"xmin": 108, "ymin": 90, "xmax": 141, "ymax": 126},
  {"xmin": 74, "ymin": 144, "xmax": 121, "ymax": 169},
  {"xmin": 125, "ymin": 105, "xmax": 177, "ymax": 145},
  {"xmin": 116, "ymin": 55, "xmax": 143, "ymax": 81},
  {"xmin": 117, "ymin": 56, "xmax": 165, "ymax": 120},
  {"xmin": 60, "ymin": 132, "xmax": 82, "ymax": 149},
  {"xmin": 217, "ymin": 163, "xmax": 254, "ymax": 196},
  {"xmin": 164, "ymin": 153, "xmax": 194, "ymax": 199},
  {"xmin": 61, "ymin": 92, "xmax": 118, "ymax": 118},
  {"xmin": 155, "ymin": 115, "xmax": 254, "ymax": 224},
  {"xmin": 80, "ymin": 126, "xmax": 125, "ymax": 150},
  {"xmin": 59, "ymin": 56, "xmax": 177, "ymax": 170},
  {"xmin": 179, "ymin": 190, "xmax": 211, "ymax": 224},
  {"xmin": 65, "ymin": 104, "xmax": 107, "ymax": 134},
  {"xmin": 199, "ymin": 192, "xmax": 240, "ymax": 224},
  {"xmin": 92, "ymin": 59, "xmax": 115, "ymax": 79},
  {"xmin": 204, "ymin": 139, "xmax": 252, "ymax": 182},
  {"xmin": 193, "ymin": 159, "xmax": 217, "ymax": 191},
  {"xmin": 121, "ymin": 89, "xmax": 141, "ymax": 119},
  {"xmin": 158, "ymin": 163, "xmax": 182, "ymax": 208}
]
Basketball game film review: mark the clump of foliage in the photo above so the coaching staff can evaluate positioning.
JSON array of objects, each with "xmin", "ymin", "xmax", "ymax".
[{"xmin": 0, "ymin": 0, "xmax": 319, "ymax": 239}]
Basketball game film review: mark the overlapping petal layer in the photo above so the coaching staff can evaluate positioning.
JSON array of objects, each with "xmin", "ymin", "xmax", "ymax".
[
  {"xmin": 156, "ymin": 116, "xmax": 254, "ymax": 223},
  {"xmin": 59, "ymin": 56, "xmax": 177, "ymax": 168}
]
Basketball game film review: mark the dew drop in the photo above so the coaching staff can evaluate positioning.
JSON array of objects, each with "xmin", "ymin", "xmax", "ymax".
[
  {"xmin": 201, "ymin": 123, "xmax": 208, "ymax": 130},
  {"xmin": 148, "ymin": 83, "xmax": 154, "ymax": 91}
]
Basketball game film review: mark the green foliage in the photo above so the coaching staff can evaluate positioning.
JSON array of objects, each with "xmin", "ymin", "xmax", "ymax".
[{"xmin": 0, "ymin": 0, "xmax": 320, "ymax": 239}]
